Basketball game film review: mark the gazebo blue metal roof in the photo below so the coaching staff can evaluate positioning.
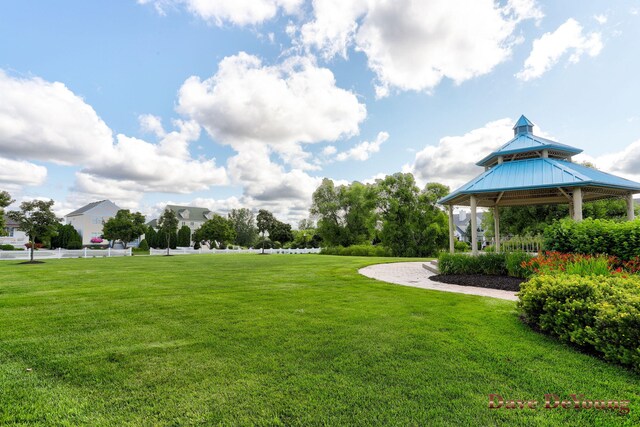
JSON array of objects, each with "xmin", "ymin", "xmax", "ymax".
[{"xmin": 438, "ymin": 115, "xmax": 640, "ymax": 207}]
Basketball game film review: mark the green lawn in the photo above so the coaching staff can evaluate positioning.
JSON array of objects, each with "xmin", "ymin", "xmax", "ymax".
[{"xmin": 1, "ymin": 255, "xmax": 638, "ymax": 426}]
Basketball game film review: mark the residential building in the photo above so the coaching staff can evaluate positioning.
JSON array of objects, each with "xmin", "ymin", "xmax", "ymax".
[
  {"xmin": 149, "ymin": 205, "xmax": 220, "ymax": 244},
  {"xmin": 65, "ymin": 200, "xmax": 120, "ymax": 246},
  {"xmin": 452, "ymin": 210, "xmax": 487, "ymax": 246},
  {"xmin": 1, "ymin": 215, "xmax": 28, "ymax": 247}
]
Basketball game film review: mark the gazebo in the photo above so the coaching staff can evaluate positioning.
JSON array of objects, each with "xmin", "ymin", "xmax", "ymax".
[{"xmin": 438, "ymin": 115, "xmax": 640, "ymax": 255}]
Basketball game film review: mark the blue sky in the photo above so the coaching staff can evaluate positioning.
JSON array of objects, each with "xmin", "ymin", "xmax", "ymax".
[{"xmin": 1, "ymin": 1, "xmax": 640, "ymax": 223}]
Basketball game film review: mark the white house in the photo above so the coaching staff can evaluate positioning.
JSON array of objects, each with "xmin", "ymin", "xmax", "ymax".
[
  {"xmin": 1, "ymin": 215, "xmax": 28, "ymax": 247},
  {"xmin": 452, "ymin": 210, "xmax": 488, "ymax": 246},
  {"xmin": 65, "ymin": 200, "xmax": 121, "ymax": 246},
  {"xmin": 148, "ymin": 205, "xmax": 220, "ymax": 243}
]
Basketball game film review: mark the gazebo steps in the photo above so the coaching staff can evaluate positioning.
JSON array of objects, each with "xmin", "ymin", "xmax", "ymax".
[{"xmin": 422, "ymin": 260, "xmax": 439, "ymax": 274}]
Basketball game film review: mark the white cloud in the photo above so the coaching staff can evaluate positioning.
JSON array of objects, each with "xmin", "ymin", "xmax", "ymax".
[
  {"xmin": 591, "ymin": 139, "xmax": 640, "ymax": 183},
  {"xmin": 0, "ymin": 157, "xmax": 47, "ymax": 187},
  {"xmin": 138, "ymin": 0, "xmax": 303, "ymax": 26},
  {"xmin": 322, "ymin": 145, "xmax": 337, "ymax": 156},
  {"xmin": 299, "ymin": 0, "xmax": 542, "ymax": 95},
  {"xmin": 403, "ymin": 118, "xmax": 514, "ymax": 190},
  {"xmin": 336, "ymin": 131, "xmax": 388, "ymax": 161},
  {"xmin": 516, "ymin": 18, "xmax": 603, "ymax": 81},
  {"xmin": 0, "ymin": 70, "xmax": 113, "ymax": 165},
  {"xmin": 593, "ymin": 14, "xmax": 607, "ymax": 25},
  {"xmin": 139, "ymin": 114, "xmax": 166, "ymax": 138}
]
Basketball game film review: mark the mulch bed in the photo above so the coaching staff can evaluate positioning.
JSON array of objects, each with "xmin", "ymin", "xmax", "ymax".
[{"xmin": 430, "ymin": 274, "xmax": 525, "ymax": 292}]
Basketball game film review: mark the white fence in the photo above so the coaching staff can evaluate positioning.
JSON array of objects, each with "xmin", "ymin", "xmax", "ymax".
[
  {"xmin": 150, "ymin": 247, "xmax": 321, "ymax": 256},
  {"xmin": 0, "ymin": 247, "xmax": 132, "ymax": 261}
]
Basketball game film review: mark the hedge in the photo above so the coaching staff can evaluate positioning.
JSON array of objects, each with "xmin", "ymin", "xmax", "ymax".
[
  {"xmin": 320, "ymin": 245, "xmax": 392, "ymax": 257},
  {"xmin": 518, "ymin": 274, "xmax": 640, "ymax": 372},
  {"xmin": 437, "ymin": 252, "xmax": 534, "ymax": 278},
  {"xmin": 544, "ymin": 218, "xmax": 640, "ymax": 260}
]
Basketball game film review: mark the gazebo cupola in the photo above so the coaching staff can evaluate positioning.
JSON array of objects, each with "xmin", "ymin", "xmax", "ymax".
[{"xmin": 438, "ymin": 115, "xmax": 640, "ymax": 255}]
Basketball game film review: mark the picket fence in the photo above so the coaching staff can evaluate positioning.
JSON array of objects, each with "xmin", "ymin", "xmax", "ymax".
[
  {"xmin": 0, "ymin": 247, "xmax": 132, "ymax": 261},
  {"xmin": 149, "ymin": 247, "xmax": 321, "ymax": 256}
]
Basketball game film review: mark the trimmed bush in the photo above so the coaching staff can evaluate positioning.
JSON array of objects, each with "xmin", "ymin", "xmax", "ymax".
[
  {"xmin": 138, "ymin": 239, "xmax": 149, "ymax": 251},
  {"xmin": 66, "ymin": 240, "xmax": 83, "ymax": 250},
  {"xmin": 454, "ymin": 240, "xmax": 470, "ymax": 252},
  {"xmin": 320, "ymin": 245, "xmax": 392, "ymax": 257},
  {"xmin": 0, "ymin": 244, "xmax": 15, "ymax": 251},
  {"xmin": 505, "ymin": 251, "xmax": 533, "ymax": 279},
  {"xmin": 193, "ymin": 241, "xmax": 201, "ymax": 250},
  {"xmin": 544, "ymin": 218, "xmax": 640, "ymax": 260},
  {"xmin": 437, "ymin": 253, "xmax": 507, "ymax": 276},
  {"xmin": 518, "ymin": 274, "xmax": 640, "ymax": 371}
]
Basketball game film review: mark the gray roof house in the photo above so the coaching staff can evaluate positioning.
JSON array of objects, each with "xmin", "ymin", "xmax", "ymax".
[
  {"xmin": 452, "ymin": 210, "xmax": 487, "ymax": 245},
  {"xmin": 148, "ymin": 205, "xmax": 223, "ymax": 242},
  {"xmin": 65, "ymin": 200, "xmax": 121, "ymax": 245}
]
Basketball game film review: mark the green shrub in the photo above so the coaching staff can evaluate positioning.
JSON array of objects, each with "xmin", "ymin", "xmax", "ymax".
[
  {"xmin": 138, "ymin": 239, "xmax": 149, "ymax": 251},
  {"xmin": 320, "ymin": 245, "xmax": 392, "ymax": 257},
  {"xmin": 437, "ymin": 253, "xmax": 507, "ymax": 276},
  {"xmin": 193, "ymin": 241, "xmax": 201, "ymax": 250},
  {"xmin": 483, "ymin": 244, "xmax": 495, "ymax": 253},
  {"xmin": 518, "ymin": 274, "xmax": 640, "ymax": 371},
  {"xmin": 544, "ymin": 218, "xmax": 640, "ymax": 260},
  {"xmin": 505, "ymin": 251, "xmax": 533, "ymax": 279},
  {"xmin": 66, "ymin": 240, "xmax": 83, "ymax": 250},
  {"xmin": 564, "ymin": 256, "xmax": 611, "ymax": 276},
  {"xmin": 0, "ymin": 244, "xmax": 15, "ymax": 251},
  {"xmin": 454, "ymin": 240, "xmax": 469, "ymax": 252}
]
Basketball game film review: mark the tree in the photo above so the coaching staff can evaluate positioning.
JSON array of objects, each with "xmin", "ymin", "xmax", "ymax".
[
  {"xmin": 145, "ymin": 226, "xmax": 157, "ymax": 248},
  {"xmin": 50, "ymin": 223, "xmax": 82, "ymax": 249},
  {"xmin": 158, "ymin": 208, "xmax": 179, "ymax": 255},
  {"xmin": 256, "ymin": 209, "xmax": 276, "ymax": 253},
  {"xmin": 376, "ymin": 173, "xmax": 448, "ymax": 257},
  {"xmin": 298, "ymin": 218, "xmax": 315, "ymax": 231},
  {"xmin": 228, "ymin": 208, "xmax": 258, "ymax": 247},
  {"xmin": 0, "ymin": 190, "xmax": 13, "ymax": 236},
  {"xmin": 7, "ymin": 199, "xmax": 59, "ymax": 262},
  {"xmin": 101, "ymin": 210, "xmax": 146, "ymax": 249},
  {"xmin": 194, "ymin": 215, "xmax": 235, "ymax": 249},
  {"xmin": 310, "ymin": 179, "xmax": 378, "ymax": 247},
  {"xmin": 177, "ymin": 225, "xmax": 191, "ymax": 247},
  {"xmin": 269, "ymin": 220, "xmax": 294, "ymax": 244}
]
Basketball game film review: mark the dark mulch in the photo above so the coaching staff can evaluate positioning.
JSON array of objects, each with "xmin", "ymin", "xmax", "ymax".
[{"xmin": 430, "ymin": 274, "xmax": 525, "ymax": 292}]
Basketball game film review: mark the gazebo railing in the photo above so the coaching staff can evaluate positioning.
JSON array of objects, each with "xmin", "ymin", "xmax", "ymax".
[{"xmin": 495, "ymin": 235, "xmax": 543, "ymax": 253}]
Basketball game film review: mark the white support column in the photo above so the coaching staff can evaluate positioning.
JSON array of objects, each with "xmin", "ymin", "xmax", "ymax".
[
  {"xmin": 628, "ymin": 193, "xmax": 636, "ymax": 221},
  {"xmin": 448, "ymin": 205, "xmax": 455, "ymax": 254},
  {"xmin": 494, "ymin": 206, "xmax": 501, "ymax": 253},
  {"xmin": 573, "ymin": 188, "xmax": 583, "ymax": 221},
  {"xmin": 470, "ymin": 195, "xmax": 478, "ymax": 255}
]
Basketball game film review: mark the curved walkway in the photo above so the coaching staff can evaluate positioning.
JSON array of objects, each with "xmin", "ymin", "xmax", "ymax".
[{"xmin": 359, "ymin": 262, "xmax": 518, "ymax": 301}]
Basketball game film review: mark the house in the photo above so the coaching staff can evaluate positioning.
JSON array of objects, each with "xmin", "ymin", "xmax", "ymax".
[
  {"xmin": 149, "ymin": 205, "xmax": 220, "ymax": 243},
  {"xmin": 452, "ymin": 210, "xmax": 487, "ymax": 246},
  {"xmin": 65, "ymin": 200, "xmax": 121, "ymax": 246},
  {"xmin": 1, "ymin": 215, "xmax": 28, "ymax": 247}
]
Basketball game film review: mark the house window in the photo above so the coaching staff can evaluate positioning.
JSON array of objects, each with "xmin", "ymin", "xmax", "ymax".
[{"xmin": 190, "ymin": 222, "xmax": 194, "ymax": 226}]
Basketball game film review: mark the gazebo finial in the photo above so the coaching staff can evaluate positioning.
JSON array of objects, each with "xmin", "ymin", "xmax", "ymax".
[{"xmin": 513, "ymin": 115, "xmax": 534, "ymax": 136}]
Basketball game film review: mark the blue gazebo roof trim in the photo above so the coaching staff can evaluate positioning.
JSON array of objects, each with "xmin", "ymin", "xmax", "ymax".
[
  {"xmin": 438, "ymin": 158, "xmax": 640, "ymax": 205},
  {"xmin": 476, "ymin": 133, "xmax": 583, "ymax": 167}
]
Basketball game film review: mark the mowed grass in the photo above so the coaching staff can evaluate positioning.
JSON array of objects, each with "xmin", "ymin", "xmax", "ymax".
[{"xmin": 1, "ymin": 255, "xmax": 639, "ymax": 426}]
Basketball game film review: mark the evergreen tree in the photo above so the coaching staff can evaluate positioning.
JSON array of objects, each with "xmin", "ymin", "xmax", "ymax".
[
  {"xmin": 0, "ymin": 191, "xmax": 14, "ymax": 236},
  {"xmin": 178, "ymin": 225, "xmax": 191, "ymax": 247},
  {"xmin": 158, "ymin": 209, "xmax": 179, "ymax": 255}
]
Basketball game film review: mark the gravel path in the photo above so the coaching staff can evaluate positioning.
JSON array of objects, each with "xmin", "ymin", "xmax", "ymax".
[{"xmin": 359, "ymin": 262, "xmax": 518, "ymax": 301}]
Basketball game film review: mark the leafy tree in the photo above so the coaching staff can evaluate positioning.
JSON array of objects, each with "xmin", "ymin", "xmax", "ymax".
[
  {"xmin": 256, "ymin": 209, "xmax": 276, "ymax": 253},
  {"xmin": 102, "ymin": 210, "xmax": 146, "ymax": 249},
  {"xmin": 269, "ymin": 220, "xmax": 294, "ymax": 244},
  {"xmin": 50, "ymin": 223, "xmax": 82, "ymax": 249},
  {"xmin": 194, "ymin": 215, "xmax": 235, "ymax": 249},
  {"xmin": 138, "ymin": 239, "xmax": 149, "ymax": 251},
  {"xmin": 310, "ymin": 178, "xmax": 377, "ymax": 247},
  {"xmin": 7, "ymin": 199, "xmax": 59, "ymax": 262},
  {"xmin": 228, "ymin": 208, "xmax": 258, "ymax": 247},
  {"xmin": 0, "ymin": 190, "xmax": 14, "ymax": 236},
  {"xmin": 145, "ymin": 226, "xmax": 157, "ymax": 248},
  {"xmin": 376, "ymin": 173, "xmax": 448, "ymax": 257},
  {"xmin": 424, "ymin": 182, "xmax": 450, "ymax": 204},
  {"xmin": 298, "ymin": 218, "xmax": 315, "ymax": 230},
  {"xmin": 158, "ymin": 208, "xmax": 179, "ymax": 255},
  {"xmin": 178, "ymin": 225, "xmax": 191, "ymax": 247}
]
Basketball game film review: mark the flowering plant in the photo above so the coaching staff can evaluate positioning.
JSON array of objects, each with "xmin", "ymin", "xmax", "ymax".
[
  {"xmin": 90, "ymin": 237, "xmax": 104, "ymax": 243},
  {"xmin": 521, "ymin": 251, "xmax": 640, "ymax": 277}
]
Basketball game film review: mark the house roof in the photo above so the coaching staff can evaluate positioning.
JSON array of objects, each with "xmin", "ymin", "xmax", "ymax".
[
  {"xmin": 439, "ymin": 158, "xmax": 640, "ymax": 205},
  {"xmin": 65, "ymin": 200, "xmax": 112, "ymax": 217},
  {"xmin": 163, "ymin": 205, "xmax": 219, "ymax": 222}
]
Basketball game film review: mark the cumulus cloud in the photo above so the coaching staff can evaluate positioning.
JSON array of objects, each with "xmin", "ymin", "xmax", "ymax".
[
  {"xmin": 403, "ymin": 118, "xmax": 514, "ymax": 190},
  {"xmin": 516, "ymin": 18, "xmax": 603, "ymax": 81},
  {"xmin": 0, "ymin": 70, "xmax": 113, "ymax": 165},
  {"xmin": 139, "ymin": 114, "xmax": 166, "ymax": 138},
  {"xmin": 299, "ymin": 0, "xmax": 542, "ymax": 95},
  {"xmin": 591, "ymin": 139, "xmax": 640, "ymax": 183},
  {"xmin": 0, "ymin": 157, "xmax": 47, "ymax": 187},
  {"xmin": 336, "ymin": 131, "xmax": 388, "ymax": 161},
  {"xmin": 138, "ymin": 0, "xmax": 303, "ymax": 26}
]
